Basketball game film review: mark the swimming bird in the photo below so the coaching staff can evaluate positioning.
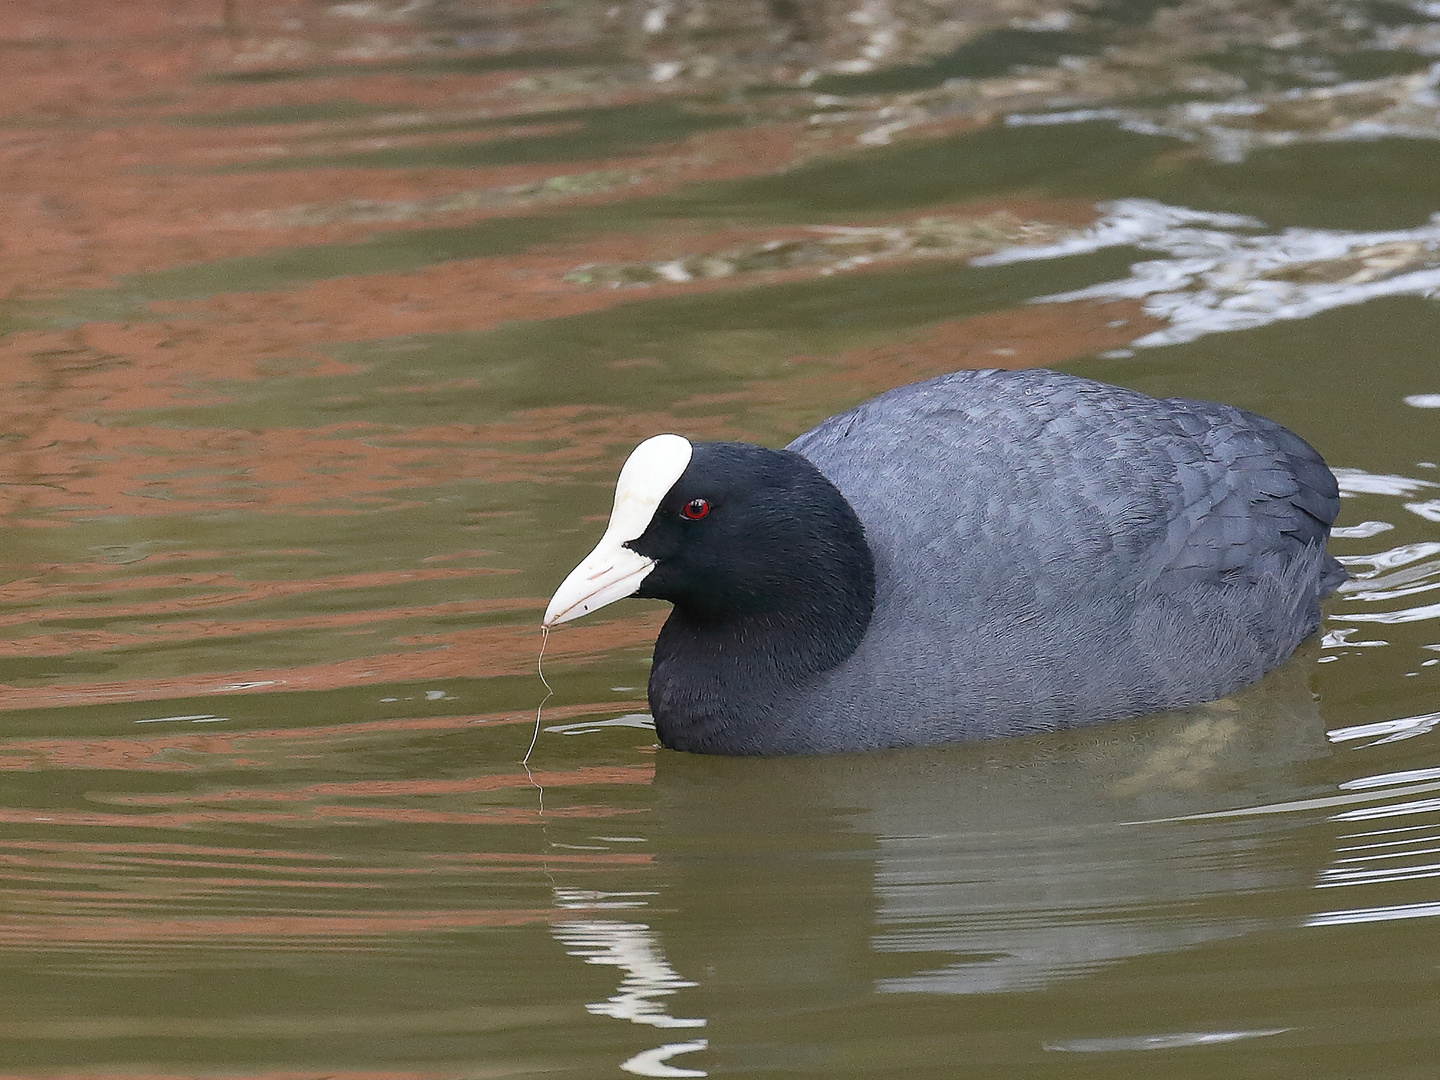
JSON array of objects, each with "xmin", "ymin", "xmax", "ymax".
[{"xmin": 544, "ymin": 368, "xmax": 1343, "ymax": 755}]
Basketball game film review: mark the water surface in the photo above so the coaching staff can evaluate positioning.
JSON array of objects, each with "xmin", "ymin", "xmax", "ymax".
[{"xmin": 2, "ymin": 2, "xmax": 1439, "ymax": 1077}]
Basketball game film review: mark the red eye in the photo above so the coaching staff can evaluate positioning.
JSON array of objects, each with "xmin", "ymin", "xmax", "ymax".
[{"xmin": 681, "ymin": 498, "xmax": 711, "ymax": 520}]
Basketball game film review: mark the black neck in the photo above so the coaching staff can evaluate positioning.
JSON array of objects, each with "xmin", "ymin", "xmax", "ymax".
[
  {"xmin": 648, "ymin": 554, "xmax": 874, "ymax": 754},
  {"xmin": 626, "ymin": 441, "xmax": 876, "ymax": 754}
]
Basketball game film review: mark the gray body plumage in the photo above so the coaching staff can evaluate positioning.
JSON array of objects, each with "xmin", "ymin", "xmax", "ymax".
[{"xmin": 713, "ymin": 368, "xmax": 1343, "ymax": 753}]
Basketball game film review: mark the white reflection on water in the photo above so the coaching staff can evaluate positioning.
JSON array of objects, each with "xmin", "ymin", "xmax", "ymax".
[
  {"xmin": 1321, "ymin": 476, "xmax": 1440, "ymax": 653},
  {"xmin": 1340, "ymin": 766, "xmax": 1440, "ymax": 789},
  {"xmin": 133, "ymin": 713, "xmax": 230, "ymax": 724},
  {"xmin": 549, "ymin": 855, "xmax": 707, "ymax": 1074},
  {"xmin": 1333, "ymin": 795, "xmax": 1440, "ymax": 822},
  {"xmin": 976, "ymin": 198, "xmax": 1440, "ymax": 347},
  {"xmin": 1044, "ymin": 1027, "xmax": 1291, "ymax": 1052},
  {"xmin": 546, "ymin": 713, "xmax": 658, "ymax": 736},
  {"xmin": 1327, "ymin": 710, "xmax": 1440, "ymax": 746},
  {"xmin": 1309, "ymin": 688, "xmax": 1440, "ymax": 923},
  {"xmin": 552, "ymin": 918, "xmax": 706, "ymax": 1029},
  {"xmin": 553, "ymin": 914, "xmax": 709, "ymax": 1077},
  {"xmin": 1333, "ymin": 469, "xmax": 1440, "ymax": 499},
  {"xmin": 1308, "ymin": 899, "xmax": 1440, "ymax": 925},
  {"xmin": 1320, "ymin": 628, "xmax": 1388, "ymax": 650},
  {"xmin": 1335, "ymin": 539, "xmax": 1440, "ymax": 575},
  {"xmin": 1320, "ymin": 818, "xmax": 1440, "ymax": 897},
  {"xmin": 621, "ymin": 1039, "xmax": 709, "ymax": 1078},
  {"xmin": 1128, "ymin": 776, "xmax": 1440, "ymax": 822},
  {"xmin": 1336, "ymin": 542, "xmax": 1440, "ymax": 612},
  {"xmin": 1336, "ymin": 600, "xmax": 1440, "ymax": 624},
  {"xmin": 1309, "ymin": 672, "xmax": 1440, "ymax": 918},
  {"xmin": 1332, "ymin": 520, "xmax": 1394, "ymax": 539},
  {"xmin": 1011, "ymin": 67, "xmax": 1440, "ymax": 162}
]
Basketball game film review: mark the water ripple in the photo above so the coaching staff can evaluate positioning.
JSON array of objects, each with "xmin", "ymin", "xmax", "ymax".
[
  {"xmin": 978, "ymin": 198, "xmax": 1440, "ymax": 347},
  {"xmin": 1327, "ymin": 711, "xmax": 1440, "ymax": 746},
  {"xmin": 1307, "ymin": 899, "xmax": 1440, "ymax": 926},
  {"xmin": 1044, "ymin": 1028, "xmax": 1291, "ymax": 1052}
]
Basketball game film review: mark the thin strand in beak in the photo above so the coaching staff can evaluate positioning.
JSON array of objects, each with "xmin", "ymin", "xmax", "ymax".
[{"xmin": 523, "ymin": 625, "xmax": 553, "ymax": 768}]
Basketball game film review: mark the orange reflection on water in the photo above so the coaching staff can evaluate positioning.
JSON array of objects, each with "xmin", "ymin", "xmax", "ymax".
[
  {"xmin": 0, "ymin": 0, "xmax": 1146, "ymax": 743},
  {"xmin": 0, "ymin": 907, "xmax": 565, "ymax": 946},
  {"xmin": 0, "ymin": 805, "xmax": 639, "ymax": 829},
  {"xmin": 0, "ymin": 568, "xmax": 520, "ymax": 618},
  {"xmin": 0, "ymin": 608, "xmax": 661, "ymax": 711},
  {"xmin": 0, "ymin": 708, "xmax": 652, "ymax": 772},
  {"xmin": 103, "ymin": 765, "xmax": 658, "ymax": 804}
]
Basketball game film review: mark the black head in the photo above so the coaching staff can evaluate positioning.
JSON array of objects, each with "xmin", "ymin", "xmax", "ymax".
[{"xmin": 627, "ymin": 442, "xmax": 875, "ymax": 656}]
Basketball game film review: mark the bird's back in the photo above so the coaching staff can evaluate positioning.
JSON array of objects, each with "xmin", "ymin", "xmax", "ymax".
[{"xmin": 785, "ymin": 368, "xmax": 1341, "ymax": 746}]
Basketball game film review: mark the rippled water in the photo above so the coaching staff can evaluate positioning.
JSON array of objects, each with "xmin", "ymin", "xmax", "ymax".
[{"xmin": 3, "ymin": 2, "xmax": 1440, "ymax": 1077}]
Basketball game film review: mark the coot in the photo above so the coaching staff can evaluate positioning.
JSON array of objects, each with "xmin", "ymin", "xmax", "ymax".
[{"xmin": 544, "ymin": 368, "xmax": 1343, "ymax": 755}]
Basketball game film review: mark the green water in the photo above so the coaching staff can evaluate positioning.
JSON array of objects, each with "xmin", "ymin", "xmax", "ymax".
[{"xmin": 3, "ymin": 6, "xmax": 1440, "ymax": 1078}]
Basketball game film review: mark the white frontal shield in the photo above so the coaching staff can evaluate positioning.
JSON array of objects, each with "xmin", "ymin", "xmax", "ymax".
[{"xmin": 543, "ymin": 434, "xmax": 693, "ymax": 626}]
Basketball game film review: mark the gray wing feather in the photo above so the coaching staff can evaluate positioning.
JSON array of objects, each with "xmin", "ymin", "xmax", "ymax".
[
  {"xmin": 785, "ymin": 369, "xmax": 1343, "ymax": 740},
  {"xmin": 1156, "ymin": 396, "xmax": 1341, "ymax": 590},
  {"xmin": 790, "ymin": 371, "xmax": 1341, "ymax": 600}
]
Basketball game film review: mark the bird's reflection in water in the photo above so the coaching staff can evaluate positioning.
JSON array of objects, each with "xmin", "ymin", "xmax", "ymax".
[
  {"xmin": 551, "ymin": 648, "xmax": 1328, "ymax": 1072},
  {"xmin": 659, "ymin": 646, "xmax": 1325, "ymax": 986}
]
